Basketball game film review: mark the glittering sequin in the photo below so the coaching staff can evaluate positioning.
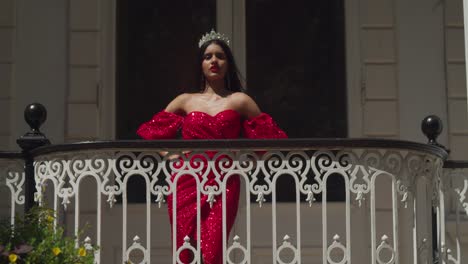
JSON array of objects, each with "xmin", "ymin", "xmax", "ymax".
[
  {"xmin": 137, "ymin": 111, "xmax": 184, "ymax": 140},
  {"xmin": 137, "ymin": 109, "xmax": 287, "ymax": 264}
]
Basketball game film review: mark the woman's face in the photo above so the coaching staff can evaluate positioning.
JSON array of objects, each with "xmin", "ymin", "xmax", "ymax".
[{"xmin": 202, "ymin": 43, "xmax": 228, "ymax": 82}]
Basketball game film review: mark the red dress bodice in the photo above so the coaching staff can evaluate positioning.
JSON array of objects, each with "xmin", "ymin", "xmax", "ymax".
[{"xmin": 137, "ymin": 109, "xmax": 287, "ymax": 140}]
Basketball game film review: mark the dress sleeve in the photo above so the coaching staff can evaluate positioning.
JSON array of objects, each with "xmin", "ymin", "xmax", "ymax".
[
  {"xmin": 136, "ymin": 111, "xmax": 184, "ymax": 140},
  {"xmin": 243, "ymin": 113, "xmax": 288, "ymax": 139}
]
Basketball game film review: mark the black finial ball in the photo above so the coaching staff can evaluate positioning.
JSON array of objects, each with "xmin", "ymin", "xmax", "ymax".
[
  {"xmin": 24, "ymin": 103, "xmax": 47, "ymax": 132},
  {"xmin": 421, "ymin": 115, "xmax": 442, "ymax": 143}
]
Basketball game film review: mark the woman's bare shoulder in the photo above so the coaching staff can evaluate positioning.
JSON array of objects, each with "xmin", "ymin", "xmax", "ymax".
[
  {"xmin": 229, "ymin": 92, "xmax": 261, "ymax": 118},
  {"xmin": 229, "ymin": 91, "xmax": 248, "ymax": 100},
  {"xmin": 165, "ymin": 93, "xmax": 196, "ymax": 113}
]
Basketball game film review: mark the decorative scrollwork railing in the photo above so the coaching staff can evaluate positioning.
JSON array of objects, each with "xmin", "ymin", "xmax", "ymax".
[
  {"xmin": 19, "ymin": 139, "xmax": 446, "ymax": 264},
  {"xmin": 439, "ymin": 161, "xmax": 468, "ymax": 264},
  {"xmin": 2, "ymin": 103, "xmax": 462, "ymax": 263},
  {"xmin": 0, "ymin": 152, "xmax": 25, "ymax": 226}
]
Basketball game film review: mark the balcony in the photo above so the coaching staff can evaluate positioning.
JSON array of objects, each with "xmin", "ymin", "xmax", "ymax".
[
  {"xmin": 1, "ymin": 107, "xmax": 467, "ymax": 264},
  {"xmin": 2, "ymin": 138, "xmax": 468, "ymax": 264}
]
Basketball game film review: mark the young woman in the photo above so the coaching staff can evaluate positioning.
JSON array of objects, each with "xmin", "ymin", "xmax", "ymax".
[{"xmin": 137, "ymin": 30, "xmax": 287, "ymax": 264}]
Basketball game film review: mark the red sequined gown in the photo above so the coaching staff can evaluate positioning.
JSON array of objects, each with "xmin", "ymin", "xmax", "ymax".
[{"xmin": 137, "ymin": 109, "xmax": 287, "ymax": 264}]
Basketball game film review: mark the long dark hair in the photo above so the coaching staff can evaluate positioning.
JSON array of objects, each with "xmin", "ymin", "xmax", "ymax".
[{"xmin": 194, "ymin": 39, "xmax": 245, "ymax": 92}]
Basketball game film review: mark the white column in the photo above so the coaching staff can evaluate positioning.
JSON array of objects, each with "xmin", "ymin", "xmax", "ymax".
[
  {"xmin": 217, "ymin": 0, "xmax": 247, "ymax": 79},
  {"xmin": 344, "ymin": 0, "xmax": 363, "ymax": 138}
]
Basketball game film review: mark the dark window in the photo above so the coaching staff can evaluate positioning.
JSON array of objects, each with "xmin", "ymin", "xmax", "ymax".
[
  {"xmin": 116, "ymin": 0, "xmax": 216, "ymax": 203},
  {"xmin": 116, "ymin": 0, "xmax": 216, "ymax": 140},
  {"xmin": 246, "ymin": 0, "xmax": 347, "ymax": 138},
  {"xmin": 246, "ymin": 0, "xmax": 347, "ymax": 201},
  {"xmin": 116, "ymin": 1, "xmax": 346, "ymax": 202}
]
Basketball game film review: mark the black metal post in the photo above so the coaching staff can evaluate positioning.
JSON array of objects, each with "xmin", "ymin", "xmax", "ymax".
[
  {"xmin": 421, "ymin": 115, "xmax": 449, "ymax": 153},
  {"xmin": 16, "ymin": 103, "xmax": 50, "ymax": 213},
  {"xmin": 421, "ymin": 115, "xmax": 449, "ymax": 262}
]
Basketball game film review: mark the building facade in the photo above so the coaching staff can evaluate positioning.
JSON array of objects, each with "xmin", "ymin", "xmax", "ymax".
[{"xmin": 0, "ymin": 0, "xmax": 467, "ymax": 263}]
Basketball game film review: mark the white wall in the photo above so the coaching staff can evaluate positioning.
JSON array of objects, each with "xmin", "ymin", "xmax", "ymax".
[
  {"xmin": 363, "ymin": 0, "xmax": 400, "ymax": 139},
  {"xmin": 396, "ymin": 0, "xmax": 448, "ymax": 144},
  {"xmin": 66, "ymin": 0, "xmax": 102, "ymax": 142},
  {"xmin": 12, "ymin": 0, "xmax": 67, "ymax": 149},
  {"xmin": 0, "ymin": 0, "xmax": 113, "ymax": 150},
  {"xmin": 0, "ymin": 0, "xmax": 15, "ymax": 150}
]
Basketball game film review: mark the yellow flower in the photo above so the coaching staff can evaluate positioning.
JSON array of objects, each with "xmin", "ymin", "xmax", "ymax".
[
  {"xmin": 78, "ymin": 247, "xmax": 87, "ymax": 257},
  {"xmin": 52, "ymin": 247, "xmax": 62, "ymax": 256},
  {"xmin": 46, "ymin": 215, "xmax": 54, "ymax": 223},
  {"xmin": 8, "ymin": 253, "xmax": 18, "ymax": 263}
]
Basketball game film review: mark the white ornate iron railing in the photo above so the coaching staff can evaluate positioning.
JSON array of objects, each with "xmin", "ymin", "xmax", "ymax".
[
  {"xmin": 0, "ymin": 139, "xmax": 452, "ymax": 264},
  {"xmin": 4, "ymin": 140, "xmax": 468, "ymax": 263},
  {"xmin": 0, "ymin": 152, "xmax": 25, "ymax": 226},
  {"xmin": 440, "ymin": 161, "xmax": 468, "ymax": 264}
]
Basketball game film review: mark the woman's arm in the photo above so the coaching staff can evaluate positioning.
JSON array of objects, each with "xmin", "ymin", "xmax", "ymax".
[
  {"xmin": 232, "ymin": 92, "xmax": 287, "ymax": 139},
  {"xmin": 137, "ymin": 94, "xmax": 189, "ymax": 157},
  {"xmin": 161, "ymin": 93, "xmax": 192, "ymax": 158}
]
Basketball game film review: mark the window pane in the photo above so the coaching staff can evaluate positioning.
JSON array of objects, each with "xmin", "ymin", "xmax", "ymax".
[
  {"xmin": 247, "ymin": 0, "xmax": 347, "ymax": 202},
  {"xmin": 116, "ymin": 1, "xmax": 216, "ymax": 202},
  {"xmin": 117, "ymin": 0, "xmax": 216, "ymax": 139},
  {"xmin": 246, "ymin": 0, "xmax": 347, "ymax": 138}
]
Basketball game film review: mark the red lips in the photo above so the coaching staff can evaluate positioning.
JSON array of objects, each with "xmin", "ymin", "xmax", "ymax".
[{"xmin": 210, "ymin": 65, "xmax": 219, "ymax": 73}]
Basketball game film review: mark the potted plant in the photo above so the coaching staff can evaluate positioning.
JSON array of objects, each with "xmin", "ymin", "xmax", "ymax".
[{"xmin": 0, "ymin": 207, "xmax": 96, "ymax": 264}]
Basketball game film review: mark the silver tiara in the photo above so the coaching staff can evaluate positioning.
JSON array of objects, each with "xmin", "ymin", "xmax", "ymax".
[{"xmin": 198, "ymin": 29, "xmax": 230, "ymax": 48}]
